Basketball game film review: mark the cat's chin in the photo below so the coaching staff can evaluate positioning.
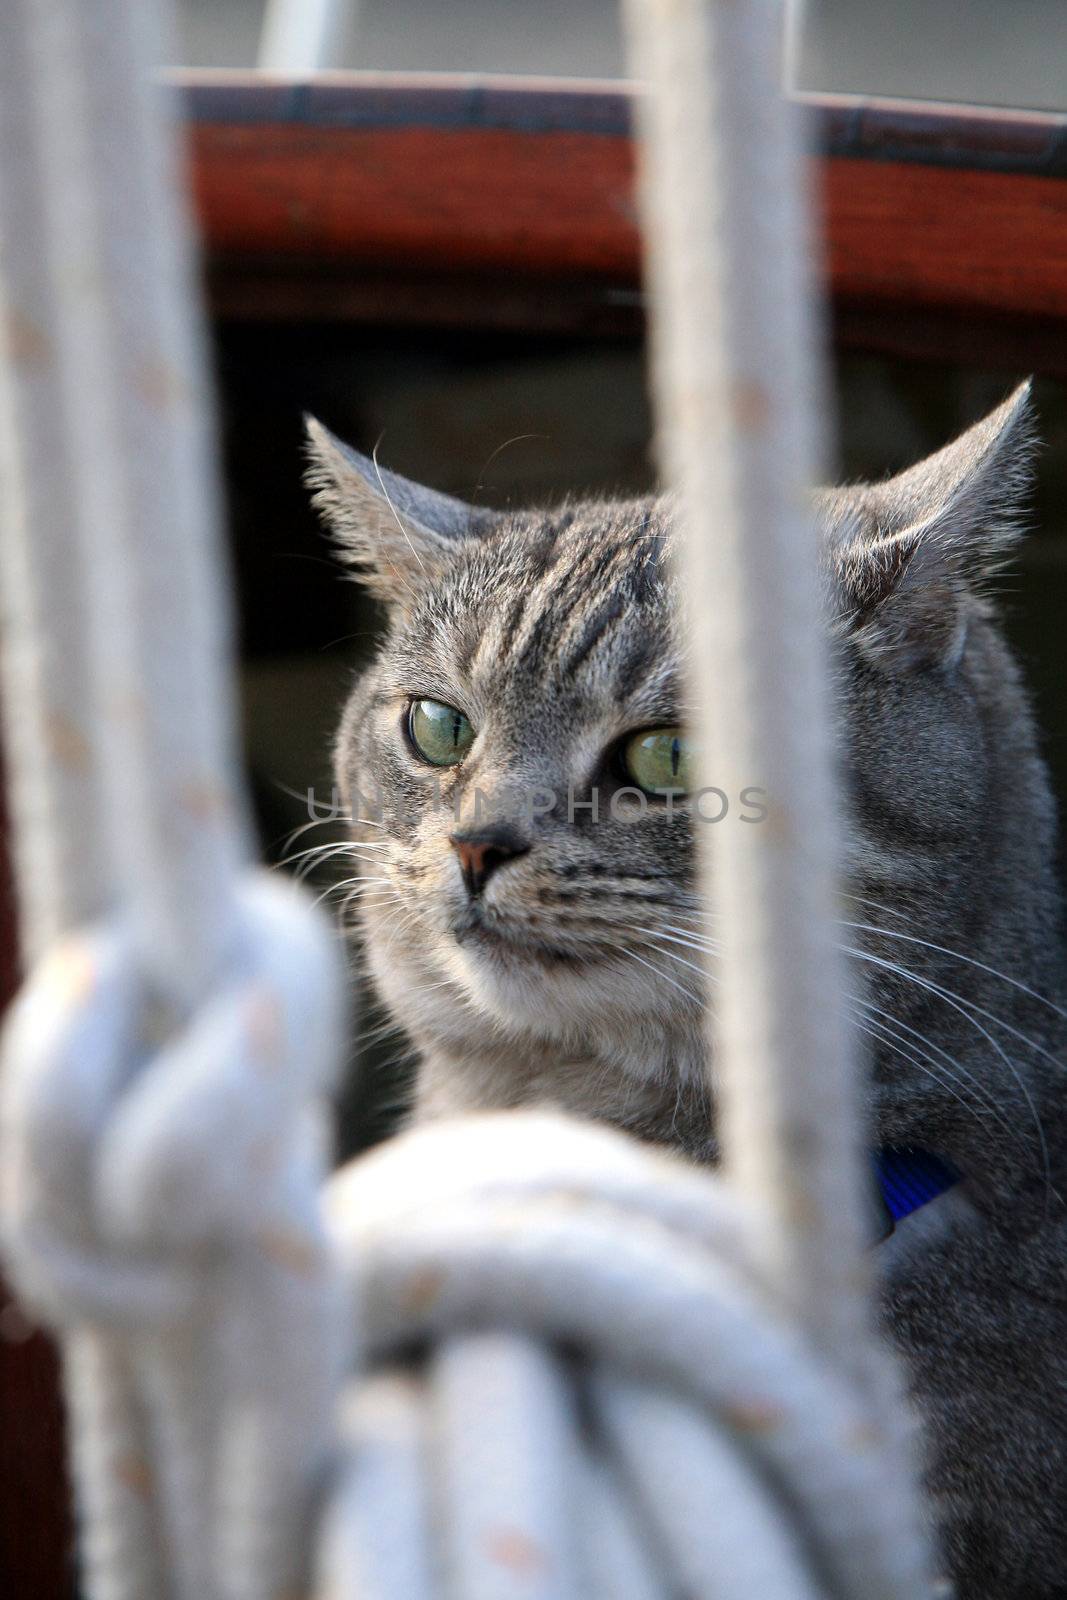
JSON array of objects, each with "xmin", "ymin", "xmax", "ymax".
[
  {"xmin": 452, "ymin": 913, "xmax": 583, "ymax": 969},
  {"xmin": 439, "ymin": 921, "xmax": 693, "ymax": 1048},
  {"xmin": 364, "ymin": 899, "xmax": 704, "ymax": 1069}
]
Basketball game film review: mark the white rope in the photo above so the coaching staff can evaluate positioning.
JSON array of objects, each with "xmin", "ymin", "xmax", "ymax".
[
  {"xmin": 622, "ymin": 0, "xmax": 869, "ymax": 1379},
  {"xmin": 2, "ymin": 881, "xmax": 345, "ymax": 1598},
  {"xmin": 0, "ymin": 0, "xmax": 346, "ymax": 1596},
  {"xmin": 319, "ymin": 1113, "xmax": 929, "ymax": 1600},
  {"xmin": 619, "ymin": 6, "xmax": 931, "ymax": 1579}
]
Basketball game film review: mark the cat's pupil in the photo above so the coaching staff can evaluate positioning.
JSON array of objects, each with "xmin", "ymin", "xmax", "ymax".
[
  {"xmin": 623, "ymin": 727, "xmax": 693, "ymax": 796},
  {"xmin": 407, "ymin": 699, "xmax": 475, "ymax": 767}
]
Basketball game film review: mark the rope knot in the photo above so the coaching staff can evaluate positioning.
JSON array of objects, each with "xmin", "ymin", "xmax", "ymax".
[
  {"xmin": 2, "ymin": 871, "xmax": 344, "ymax": 1329},
  {"xmin": 0, "ymin": 870, "xmax": 348, "ymax": 1600}
]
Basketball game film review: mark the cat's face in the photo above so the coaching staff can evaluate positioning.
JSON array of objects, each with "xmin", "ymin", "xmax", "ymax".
[
  {"xmin": 332, "ymin": 495, "xmax": 704, "ymax": 1055},
  {"xmin": 309, "ymin": 384, "xmax": 1061, "ymax": 1169}
]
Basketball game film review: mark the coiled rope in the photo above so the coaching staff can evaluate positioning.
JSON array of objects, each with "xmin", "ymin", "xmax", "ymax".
[{"xmin": 320, "ymin": 1112, "xmax": 929, "ymax": 1600}]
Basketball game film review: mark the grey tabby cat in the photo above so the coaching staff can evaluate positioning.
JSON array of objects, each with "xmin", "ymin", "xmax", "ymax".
[{"xmin": 306, "ymin": 382, "xmax": 1067, "ymax": 1600}]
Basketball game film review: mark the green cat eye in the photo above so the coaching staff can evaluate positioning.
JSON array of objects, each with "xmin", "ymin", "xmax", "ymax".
[
  {"xmin": 623, "ymin": 728, "xmax": 694, "ymax": 797},
  {"xmin": 407, "ymin": 698, "xmax": 476, "ymax": 767}
]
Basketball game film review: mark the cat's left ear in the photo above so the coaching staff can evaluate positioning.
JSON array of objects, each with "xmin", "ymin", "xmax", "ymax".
[
  {"xmin": 828, "ymin": 381, "xmax": 1036, "ymax": 670},
  {"xmin": 304, "ymin": 417, "xmax": 497, "ymax": 606}
]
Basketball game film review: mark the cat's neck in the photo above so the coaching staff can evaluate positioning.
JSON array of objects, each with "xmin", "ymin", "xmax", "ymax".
[{"xmin": 411, "ymin": 1029, "xmax": 716, "ymax": 1163}]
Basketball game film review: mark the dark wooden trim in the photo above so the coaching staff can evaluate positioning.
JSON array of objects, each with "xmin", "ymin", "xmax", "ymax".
[
  {"xmin": 806, "ymin": 93, "xmax": 1067, "ymax": 177},
  {"xmin": 173, "ymin": 71, "xmax": 1067, "ymax": 179},
  {"xmin": 0, "ymin": 1313, "xmax": 71, "ymax": 1600},
  {"xmin": 174, "ymin": 71, "xmax": 635, "ymax": 139},
  {"xmin": 831, "ymin": 302, "xmax": 1067, "ymax": 379},
  {"xmin": 204, "ymin": 262, "xmax": 644, "ymax": 336}
]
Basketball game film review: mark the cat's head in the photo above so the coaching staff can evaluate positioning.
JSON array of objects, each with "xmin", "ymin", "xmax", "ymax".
[{"xmin": 307, "ymin": 385, "xmax": 1060, "ymax": 1171}]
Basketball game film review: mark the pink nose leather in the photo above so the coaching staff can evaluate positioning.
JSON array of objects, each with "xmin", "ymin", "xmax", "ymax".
[{"xmin": 450, "ymin": 825, "xmax": 530, "ymax": 897}]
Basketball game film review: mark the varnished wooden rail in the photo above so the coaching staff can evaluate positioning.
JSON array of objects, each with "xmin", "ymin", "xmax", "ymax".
[{"xmin": 177, "ymin": 72, "xmax": 1067, "ymax": 366}]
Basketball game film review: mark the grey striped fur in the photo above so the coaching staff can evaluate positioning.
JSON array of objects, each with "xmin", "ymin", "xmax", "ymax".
[{"xmin": 309, "ymin": 384, "xmax": 1067, "ymax": 1597}]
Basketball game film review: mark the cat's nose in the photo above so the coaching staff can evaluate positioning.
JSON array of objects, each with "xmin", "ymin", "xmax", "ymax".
[{"xmin": 450, "ymin": 823, "xmax": 531, "ymax": 898}]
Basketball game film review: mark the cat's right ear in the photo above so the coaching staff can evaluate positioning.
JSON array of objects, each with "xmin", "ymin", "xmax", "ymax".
[
  {"xmin": 304, "ymin": 417, "xmax": 493, "ymax": 607},
  {"xmin": 826, "ymin": 382, "xmax": 1035, "ymax": 671}
]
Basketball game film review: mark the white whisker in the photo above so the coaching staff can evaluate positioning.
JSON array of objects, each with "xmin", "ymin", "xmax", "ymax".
[
  {"xmin": 847, "ymin": 1003, "xmax": 996, "ymax": 1135},
  {"xmin": 841, "ymin": 917, "xmax": 1067, "ymax": 1023},
  {"xmin": 843, "ymin": 942, "xmax": 1053, "ymax": 1200}
]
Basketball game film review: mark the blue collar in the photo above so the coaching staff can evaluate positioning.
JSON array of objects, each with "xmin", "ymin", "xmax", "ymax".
[{"xmin": 872, "ymin": 1147, "xmax": 959, "ymax": 1244}]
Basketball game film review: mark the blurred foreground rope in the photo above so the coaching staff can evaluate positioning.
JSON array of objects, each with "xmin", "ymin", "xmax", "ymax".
[
  {"xmin": 0, "ymin": 1, "xmax": 345, "ymax": 1596},
  {"xmin": 320, "ymin": 1113, "xmax": 930, "ymax": 1600},
  {"xmin": 623, "ymin": 0, "xmax": 867, "ymax": 1372}
]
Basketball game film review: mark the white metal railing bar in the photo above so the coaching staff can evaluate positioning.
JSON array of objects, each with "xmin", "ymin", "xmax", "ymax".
[{"xmin": 257, "ymin": 0, "xmax": 353, "ymax": 74}]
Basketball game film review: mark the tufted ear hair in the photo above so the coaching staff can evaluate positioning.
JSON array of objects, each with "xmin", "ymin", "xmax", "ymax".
[
  {"xmin": 825, "ymin": 381, "xmax": 1036, "ymax": 670},
  {"xmin": 304, "ymin": 417, "xmax": 498, "ymax": 606}
]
